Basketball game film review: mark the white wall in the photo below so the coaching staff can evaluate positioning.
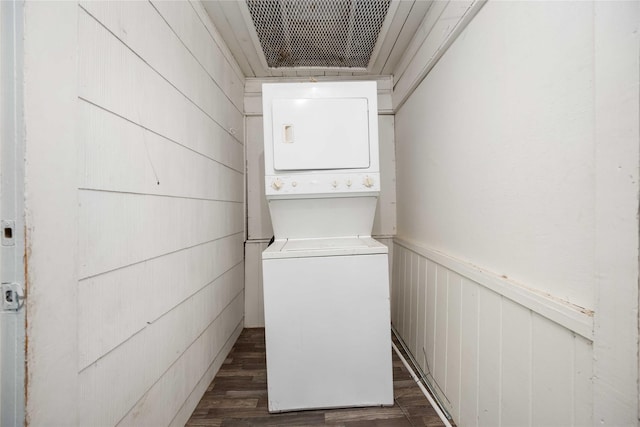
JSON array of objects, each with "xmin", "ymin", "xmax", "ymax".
[
  {"xmin": 24, "ymin": 1, "xmax": 245, "ymax": 425},
  {"xmin": 393, "ymin": 1, "xmax": 639, "ymax": 425},
  {"xmin": 397, "ymin": 1, "xmax": 596, "ymax": 308},
  {"xmin": 243, "ymin": 77, "xmax": 396, "ymax": 327}
]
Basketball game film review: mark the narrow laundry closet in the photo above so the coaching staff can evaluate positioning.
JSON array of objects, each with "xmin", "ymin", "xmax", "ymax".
[{"xmin": 0, "ymin": 1, "xmax": 638, "ymax": 426}]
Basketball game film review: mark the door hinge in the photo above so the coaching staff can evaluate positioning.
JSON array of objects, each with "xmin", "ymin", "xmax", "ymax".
[{"xmin": 2, "ymin": 282, "xmax": 24, "ymax": 311}]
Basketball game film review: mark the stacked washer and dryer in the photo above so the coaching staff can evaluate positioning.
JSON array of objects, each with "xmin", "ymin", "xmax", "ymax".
[{"xmin": 261, "ymin": 81, "xmax": 393, "ymax": 413}]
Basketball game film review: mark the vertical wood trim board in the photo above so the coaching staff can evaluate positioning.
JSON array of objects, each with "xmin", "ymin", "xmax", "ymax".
[
  {"xmin": 23, "ymin": 2, "xmax": 79, "ymax": 424},
  {"xmin": 592, "ymin": 1, "xmax": 640, "ymax": 423},
  {"xmin": 392, "ymin": 241, "xmax": 593, "ymax": 426},
  {"xmin": 244, "ymin": 241, "xmax": 268, "ymax": 328}
]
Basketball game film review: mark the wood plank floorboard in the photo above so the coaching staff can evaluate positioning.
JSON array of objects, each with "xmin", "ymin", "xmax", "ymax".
[{"xmin": 186, "ymin": 328, "xmax": 447, "ymax": 427}]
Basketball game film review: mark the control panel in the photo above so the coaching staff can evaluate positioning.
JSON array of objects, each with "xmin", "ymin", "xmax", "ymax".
[{"xmin": 265, "ymin": 172, "xmax": 380, "ymax": 197}]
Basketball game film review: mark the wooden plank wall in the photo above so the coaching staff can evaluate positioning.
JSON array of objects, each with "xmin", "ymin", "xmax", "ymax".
[
  {"xmin": 243, "ymin": 77, "xmax": 396, "ymax": 327},
  {"xmin": 76, "ymin": 1, "xmax": 245, "ymax": 425},
  {"xmin": 392, "ymin": 241, "xmax": 593, "ymax": 426},
  {"xmin": 389, "ymin": 0, "xmax": 639, "ymax": 424}
]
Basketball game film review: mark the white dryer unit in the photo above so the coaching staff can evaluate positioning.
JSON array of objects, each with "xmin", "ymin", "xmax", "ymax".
[
  {"xmin": 261, "ymin": 81, "xmax": 393, "ymax": 413},
  {"xmin": 262, "ymin": 81, "xmax": 381, "ymax": 239}
]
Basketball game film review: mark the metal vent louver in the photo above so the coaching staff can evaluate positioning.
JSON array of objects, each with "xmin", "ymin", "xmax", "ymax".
[{"xmin": 246, "ymin": 0, "xmax": 391, "ymax": 69}]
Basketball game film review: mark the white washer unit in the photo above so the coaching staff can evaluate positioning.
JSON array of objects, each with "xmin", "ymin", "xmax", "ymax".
[{"xmin": 261, "ymin": 82, "xmax": 393, "ymax": 413}]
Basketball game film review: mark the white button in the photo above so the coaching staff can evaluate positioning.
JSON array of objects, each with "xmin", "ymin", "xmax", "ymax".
[
  {"xmin": 292, "ymin": 181, "xmax": 297, "ymax": 187},
  {"xmin": 346, "ymin": 179, "xmax": 352, "ymax": 187},
  {"xmin": 363, "ymin": 176, "xmax": 374, "ymax": 188},
  {"xmin": 272, "ymin": 179, "xmax": 283, "ymax": 190},
  {"xmin": 332, "ymin": 180, "xmax": 338, "ymax": 188}
]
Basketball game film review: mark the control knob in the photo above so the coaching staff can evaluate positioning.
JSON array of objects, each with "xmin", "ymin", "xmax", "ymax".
[
  {"xmin": 363, "ymin": 176, "xmax": 374, "ymax": 188},
  {"xmin": 272, "ymin": 178, "xmax": 283, "ymax": 190}
]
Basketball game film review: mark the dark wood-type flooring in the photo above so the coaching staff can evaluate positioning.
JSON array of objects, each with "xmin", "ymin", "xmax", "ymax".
[{"xmin": 186, "ymin": 328, "xmax": 446, "ymax": 426}]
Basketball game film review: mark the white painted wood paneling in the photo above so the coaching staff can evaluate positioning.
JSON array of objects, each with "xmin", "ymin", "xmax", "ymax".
[
  {"xmin": 21, "ymin": 1, "xmax": 247, "ymax": 425},
  {"xmin": 203, "ymin": 1, "xmax": 266, "ymax": 77},
  {"xmin": 390, "ymin": 238, "xmax": 400, "ymax": 328},
  {"xmin": 433, "ymin": 264, "xmax": 448, "ymax": 399},
  {"xmin": 415, "ymin": 256, "xmax": 427, "ymax": 376},
  {"xmin": 150, "ymin": 1, "xmax": 245, "ymax": 111},
  {"xmin": 531, "ymin": 315, "xmax": 574, "ymax": 426},
  {"xmin": 445, "ymin": 272, "xmax": 461, "ymax": 414},
  {"xmin": 392, "ymin": 0, "xmax": 448, "ymax": 85},
  {"xmin": 380, "ymin": 1, "xmax": 432, "ymax": 76},
  {"xmin": 401, "ymin": 250, "xmax": 413, "ymax": 354},
  {"xmin": 78, "ymin": 234, "xmax": 244, "ymax": 369},
  {"xmin": 168, "ymin": 322, "xmax": 243, "ymax": 427},
  {"xmin": 244, "ymin": 241, "xmax": 268, "ymax": 328},
  {"xmin": 396, "ymin": 239, "xmax": 593, "ymax": 341},
  {"xmin": 78, "ymin": 191, "xmax": 242, "ymax": 278},
  {"xmin": 392, "ymin": 241, "xmax": 593, "ymax": 427},
  {"xmin": 79, "ymin": 289, "xmax": 244, "ymax": 426},
  {"xmin": 78, "ymin": 9, "xmax": 244, "ymax": 146},
  {"xmin": 500, "ymin": 298, "xmax": 532, "ymax": 426},
  {"xmin": 373, "ymin": 115, "xmax": 397, "ymax": 237},
  {"xmin": 458, "ymin": 277, "xmax": 479, "ymax": 426},
  {"xmin": 245, "ymin": 116, "xmax": 273, "ymax": 241},
  {"xmin": 78, "ymin": 102, "xmax": 243, "ymax": 195},
  {"xmin": 393, "ymin": 1, "xmax": 639, "ymax": 423},
  {"xmin": 407, "ymin": 252, "xmax": 418, "ymax": 357},
  {"xmin": 424, "ymin": 260, "xmax": 437, "ymax": 375},
  {"xmin": 370, "ymin": 1, "xmax": 414, "ymax": 75},
  {"xmin": 120, "ymin": 297, "xmax": 243, "ymax": 427},
  {"xmin": 23, "ymin": 2, "xmax": 79, "ymax": 424},
  {"xmin": 477, "ymin": 285, "xmax": 501, "ymax": 426},
  {"xmin": 79, "ymin": 101, "xmax": 242, "ymax": 180},
  {"xmin": 396, "ymin": 247, "xmax": 407, "ymax": 339},
  {"xmin": 377, "ymin": 237, "xmax": 394, "ymax": 287},
  {"xmin": 199, "ymin": 1, "xmax": 256, "ymax": 77},
  {"xmin": 592, "ymin": 1, "xmax": 640, "ymax": 424},
  {"xmin": 573, "ymin": 336, "xmax": 594, "ymax": 426},
  {"xmin": 80, "ymin": 1, "xmax": 244, "ymax": 119}
]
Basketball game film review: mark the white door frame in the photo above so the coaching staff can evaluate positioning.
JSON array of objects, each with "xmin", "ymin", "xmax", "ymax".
[{"xmin": 0, "ymin": 1, "xmax": 26, "ymax": 426}]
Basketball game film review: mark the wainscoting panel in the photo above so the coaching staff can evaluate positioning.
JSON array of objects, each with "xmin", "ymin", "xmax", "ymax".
[{"xmin": 392, "ymin": 239, "xmax": 593, "ymax": 426}]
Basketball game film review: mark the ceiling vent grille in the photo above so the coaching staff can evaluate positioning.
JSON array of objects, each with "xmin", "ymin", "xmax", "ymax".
[{"xmin": 246, "ymin": 0, "xmax": 391, "ymax": 69}]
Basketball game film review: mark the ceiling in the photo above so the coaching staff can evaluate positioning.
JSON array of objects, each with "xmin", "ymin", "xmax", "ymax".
[{"xmin": 202, "ymin": 0, "xmax": 431, "ymax": 78}]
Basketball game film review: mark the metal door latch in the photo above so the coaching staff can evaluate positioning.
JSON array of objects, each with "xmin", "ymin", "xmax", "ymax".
[{"xmin": 2, "ymin": 283, "xmax": 24, "ymax": 311}]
